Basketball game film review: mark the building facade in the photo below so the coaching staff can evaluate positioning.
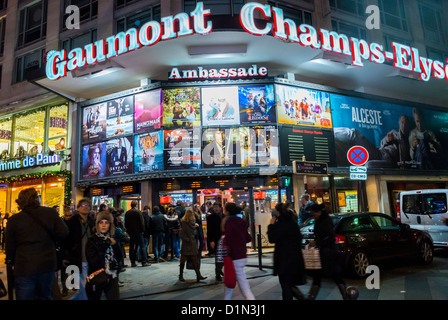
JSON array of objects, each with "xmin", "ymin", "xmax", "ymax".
[{"xmin": 1, "ymin": 0, "xmax": 447, "ymax": 238}]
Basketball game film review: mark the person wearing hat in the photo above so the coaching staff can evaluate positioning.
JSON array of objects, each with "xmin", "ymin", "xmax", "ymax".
[{"xmin": 85, "ymin": 211, "xmax": 123, "ymax": 300}]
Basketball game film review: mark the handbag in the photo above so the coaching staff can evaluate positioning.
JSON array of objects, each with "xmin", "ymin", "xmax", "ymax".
[
  {"xmin": 222, "ymin": 237, "xmax": 236, "ymax": 289},
  {"xmin": 86, "ymin": 268, "xmax": 108, "ymax": 287},
  {"xmin": 302, "ymin": 245, "xmax": 322, "ymax": 270}
]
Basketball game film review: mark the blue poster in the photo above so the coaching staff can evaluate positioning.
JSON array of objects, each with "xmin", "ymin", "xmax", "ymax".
[
  {"xmin": 331, "ymin": 94, "xmax": 448, "ymax": 170},
  {"xmin": 239, "ymin": 85, "xmax": 276, "ymax": 124},
  {"xmin": 82, "ymin": 142, "xmax": 107, "ymax": 179},
  {"xmin": 134, "ymin": 131, "xmax": 164, "ymax": 173}
]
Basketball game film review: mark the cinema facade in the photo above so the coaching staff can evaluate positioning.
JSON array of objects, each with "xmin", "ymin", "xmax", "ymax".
[{"xmin": 31, "ymin": 1, "xmax": 448, "ymax": 239}]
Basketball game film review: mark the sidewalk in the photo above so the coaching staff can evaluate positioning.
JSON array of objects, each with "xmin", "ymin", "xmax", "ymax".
[{"xmin": 0, "ymin": 247, "xmax": 275, "ymax": 300}]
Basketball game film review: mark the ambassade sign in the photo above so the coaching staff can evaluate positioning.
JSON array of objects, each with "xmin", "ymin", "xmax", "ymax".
[{"xmin": 46, "ymin": 2, "xmax": 448, "ymax": 83}]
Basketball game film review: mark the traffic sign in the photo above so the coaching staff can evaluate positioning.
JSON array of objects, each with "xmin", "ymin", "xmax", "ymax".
[
  {"xmin": 347, "ymin": 146, "xmax": 369, "ymax": 166},
  {"xmin": 350, "ymin": 166, "xmax": 367, "ymax": 173},
  {"xmin": 350, "ymin": 173, "xmax": 367, "ymax": 180},
  {"xmin": 293, "ymin": 160, "xmax": 328, "ymax": 175}
]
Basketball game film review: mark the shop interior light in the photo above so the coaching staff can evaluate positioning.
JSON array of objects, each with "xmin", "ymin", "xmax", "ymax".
[{"xmin": 187, "ymin": 44, "xmax": 247, "ymax": 58}]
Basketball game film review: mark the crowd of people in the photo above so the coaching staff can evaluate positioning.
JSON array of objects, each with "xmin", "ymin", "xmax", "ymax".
[{"xmin": 1, "ymin": 187, "xmax": 354, "ymax": 301}]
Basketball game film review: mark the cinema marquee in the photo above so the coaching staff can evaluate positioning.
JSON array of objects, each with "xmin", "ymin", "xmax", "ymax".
[{"xmin": 45, "ymin": 2, "xmax": 448, "ymax": 83}]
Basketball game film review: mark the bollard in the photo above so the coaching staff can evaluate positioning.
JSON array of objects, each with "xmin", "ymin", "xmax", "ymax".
[{"xmin": 257, "ymin": 224, "xmax": 262, "ymax": 271}]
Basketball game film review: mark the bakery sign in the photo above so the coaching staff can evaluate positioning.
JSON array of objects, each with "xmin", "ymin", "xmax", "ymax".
[
  {"xmin": 46, "ymin": 2, "xmax": 448, "ymax": 84},
  {"xmin": 0, "ymin": 153, "xmax": 60, "ymax": 172}
]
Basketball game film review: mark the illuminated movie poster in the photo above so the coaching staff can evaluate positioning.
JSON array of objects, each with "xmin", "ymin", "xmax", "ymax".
[
  {"xmin": 134, "ymin": 89, "xmax": 163, "ymax": 132},
  {"xmin": 239, "ymin": 85, "xmax": 276, "ymax": 124},
  {"xmin": 106, "ymin": 96, "xmax": 134, "ymax": 138},
  {"xmin": 134, "ymin": 131, "xmax": 163, "ymax": 173},
  {"xmin": 163, "ymin": 88, "xmax": 201, "ymax": 128},
  {"xmin": 164, "ymin": 128, "xmax": 201, "ymax": 170},
  {"xmin": 81, "ymin": 142, "xmax": 107, "ymax": 179},
  {"xmin": 202, "ymin": 127, "xmax": 240, "ymax": 168},
  {"xmin": 202, "ymin": 86, "xmax": 240, "ymax": 126},
  {"xmin": 275, "ymin": 85, "xmax": 332, "ymax": 128},
  {"xmin": 239, "ymin": 126, "xmax": 279, "ymax": 167},
  {"xmin": 82, "ymin": 103, "xmax": 107, "ymax": 142},
  {"xmin": 106, "ymin": 136, "xmax": 134, "ymax": 176}
]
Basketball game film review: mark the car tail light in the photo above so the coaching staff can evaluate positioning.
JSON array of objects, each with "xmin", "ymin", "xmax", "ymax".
[
  {"xmin": 335, "ymin": 234, "xmax": 345, "ymax": 244},
  {"xmin": 396, "ymin": 201, "xmax": 401, "ymax": 222}
]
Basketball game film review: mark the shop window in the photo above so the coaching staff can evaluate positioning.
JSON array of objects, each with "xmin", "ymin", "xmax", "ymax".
[
  {"xmin": 419, "ymin": 3, "xmax": 445, "ymax": 43},
  {"xmin": 0, "ymin": 116, "xmax": 12, "ymax": 161},
  {"xmin": 0, "ymin": 18, "xmax": 5, "ymax": 56},
  {"xmin": 378, "ymin": 0, "xmax": 408, "ymax": 32},
  {"xmin": 61, "ymin": 29, "xmax": 97, "ymax": 51},
  {"xmin": 184, "ymin": 0, "xmax": 246, "ymax": 16},
  {"xmin": 330, "ymin": 0, "xmax": 364, "ymax": 16},
  {"xmin": 9, "ymin": 179, "xmax": 43, "ymax": 214},
  {"xmin": 63, "ymin": 0, "xmax": 98, "ymax": 29},
  {"xmin": 48, "ymin": 105, "xmax": 68, "ymax": 152},
  {"xmin": 116, "ymin": 7, "xmax": 160, "ymax": 33},
  {"xmin": 17, "ymin": 0, "xmax": 48, "ymax": 48},
  {"xmin": 43, "ymin": 176, "xmax": 65, "ymax": 213},
  {"xmin": 13, "ymin": 108, "xmax": 46, "ymax": 158},
  {"xmin": 14, "ymin": 48, "xmax": 45, "ymax": 83}
]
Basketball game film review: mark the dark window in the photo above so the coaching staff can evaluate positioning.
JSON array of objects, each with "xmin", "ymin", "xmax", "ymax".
[
  {"xmin": 423, "ymin": 193, "xmax": 447, "ymax": 214},
  {"xmin": 269, "ymin": 1, "xmax": 313, "ymax": 26},
  {"xmin": 14, "ymin": 48, "xmax": 45, "ymax": 83},
  {"xmin": 330, "ymin": 0, "xmax": 364, "ymax": 17},
  {"xmin": 332, "ymin": 20, "xmax": 367, "ymax": 39},
  {"xmin": 63, "ymin": 0, "xmax": 98, "ymax": 29},
  {"xmin": 338, "ymin": 216, "xmax": 375, "ymax": 232},
  {"xmin": 184, "ymin": 0, "xmax": 246, "ymax": 16},
  {"xmin": 17, "ymin": 0, "xmax": 48, "ymax": 48},
  {"xmin": 372, "ymin": 215, "xmax": 400, "ymax": 231},
  {"xmin": 426, "ymin": 47, "xmax": 448, "ymax": 62},
  {"xmin": 0, "ymin": 0, "xmax": 7, "ymax": 11},
  {"xmin": 0, "ymin": 18, "xmax": 5, "ymax": 56},
  {"xmin": 61, "ymin": 29, "xmax": 97, "ymax": 51},
  {"xmin": 116, "ymin": 6, "xmax": 160, "ymax": 33},
  {"xmin": 115, "ymin": 0, "xmax": 140, "ymax": 9},
  {"xmin": 419, "ymin": 3, "xmax": 445, "ymax": 43},
  {"xmin": 378, "ymin": 0, "xmax": 408, "ymax": 32}
]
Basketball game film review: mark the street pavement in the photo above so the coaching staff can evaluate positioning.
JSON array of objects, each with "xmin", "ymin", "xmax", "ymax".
[{"xmin": 2, "ymin": 247, "xmax": 448, "ymax": 301}]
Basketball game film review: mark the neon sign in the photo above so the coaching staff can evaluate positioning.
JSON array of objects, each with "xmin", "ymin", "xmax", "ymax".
[
  {"xmin": 168, "ymin": 65, "xmax": 268, "ymax": 80},
  {"xmin": 46, "ymin": 2, "xmax": 448, "ymax": 84},
  {"xmin": 0, "ymin": 153, "xmax": 60, "ymax": 172}
]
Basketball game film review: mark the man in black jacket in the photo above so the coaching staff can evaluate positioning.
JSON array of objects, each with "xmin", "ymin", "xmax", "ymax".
[
  {"xmin": 206, "ymin": 202, "xmax": 222, "ymax": 257},
  {"xmin": 5, "ymin": 188, "xmax": 69, "ymax": 300},
  {"xmin": 62, "ymin": 198, "xmax": 96, "ymax": 300},
  {"xmin": 150, "ymin": 206, "xmax": 167, "ymax": 263},
  {"xmin": 125, "ymin": 200, "xmax": 150, "ymax": 267}
]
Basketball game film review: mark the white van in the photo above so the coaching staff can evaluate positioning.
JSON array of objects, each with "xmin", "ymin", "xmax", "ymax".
[{"xmin": 397, "ymin": 189, "xmax": 448, "ymax": 247}]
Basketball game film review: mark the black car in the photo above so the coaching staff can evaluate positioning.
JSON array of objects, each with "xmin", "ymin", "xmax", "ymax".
[{"xmin": 300, "ymin": 212, "xmax": 434, "ymax": 278}]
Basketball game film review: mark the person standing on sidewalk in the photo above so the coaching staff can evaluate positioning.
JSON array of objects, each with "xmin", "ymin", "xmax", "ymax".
[
  {"xmin": 267, "ymin": 202, "xmax": 306, "ymax": 300},
  {"xmin": 150, "ymin": 206, "xmax": 167, "ymax": 263},
  {"xmin": 63, "ymin": 198, "xmax": 96, "ymax": 300},
  {"xmin": 223, "ymin": 202, "xmax": 255, "ymax": 300},
  {"xmin": 5, "ymin": 188, "xmax": 69, "ymax": 300},
  {"xmin": 206, "ymin": 202, "xmax": 222, "ymax": 257},
  {"xmin": 178, "ymin": 208, "xmax": 207, "ymax": 283},
  {"xmin": 125, "ymin": 200, "xmax": 150, "ymax": 267}
]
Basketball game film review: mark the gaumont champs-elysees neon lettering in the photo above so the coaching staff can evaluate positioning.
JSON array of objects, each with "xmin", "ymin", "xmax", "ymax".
[{"xmin": 46, "ymin": 2, "xmax": 448, "ymax": 83}]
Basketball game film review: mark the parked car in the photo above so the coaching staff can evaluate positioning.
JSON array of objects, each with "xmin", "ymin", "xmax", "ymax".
[
  {"xmin": 397, "ymin": 189, "xmax": 448, "ymax": 247},
  {"xmin": 300, "ymin": 212, "xmax": 434, "ymax": 278}
]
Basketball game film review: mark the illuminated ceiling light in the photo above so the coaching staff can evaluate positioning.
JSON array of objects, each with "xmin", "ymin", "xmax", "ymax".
[{"xmin": 187, "ymin": 44, "xmax": 247, "ymax": 58}]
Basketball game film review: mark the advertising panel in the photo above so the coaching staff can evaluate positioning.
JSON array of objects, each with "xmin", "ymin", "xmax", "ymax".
[
  {"xmin": 134, "ymin": 131, "xmax": 164, "ymax": 173},
  {"xmin": 82, "ymin": 103, "xmax": 107, "ymax": 142},
  {"xmin": 164, "ymin": 128, "xmax": 201, "ymax": 170},
  {"xmin": 134, "ymin": 89, "xmax": 163, "ymax": 132},
  {"xmin": 239, "ymin": 85, "xmax": 276, "ymax": 124},
  {"xmin": 240, "ymin": 125, "xmax": 279, "ymax": 167},
  {"xmin": 202, "ymin": 127, "xmax": 240, "ymax": 168},
  {"xmin": 106, "ymin": 96, "xmax": 134, "ymax": 138},
  {"xmin": 275, "ymin": 84, "xmax": 332, "ymax": 128},
  {"xmin": 202, "ymin": 86, "xmax": 240, "ymax": 126},
  {"xmin": 163, "ymin": 88, "xmax": 201, "ymax": 128},
  {"xmin": 106, "ymin": 136, "xmax": 134, "ymax": 176},
  {"xmin": 331, "ymin": 94, "xmax": 448, "ymax": 169},
  {"xmin": 81, "ymin": 142, "xmax": 107, "ymax": 179}
]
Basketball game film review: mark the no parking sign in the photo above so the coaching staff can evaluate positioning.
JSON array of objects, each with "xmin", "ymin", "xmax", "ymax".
[{"xmin": 347, "ymin": 146, "xmax": 369, "ymax": 166}]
